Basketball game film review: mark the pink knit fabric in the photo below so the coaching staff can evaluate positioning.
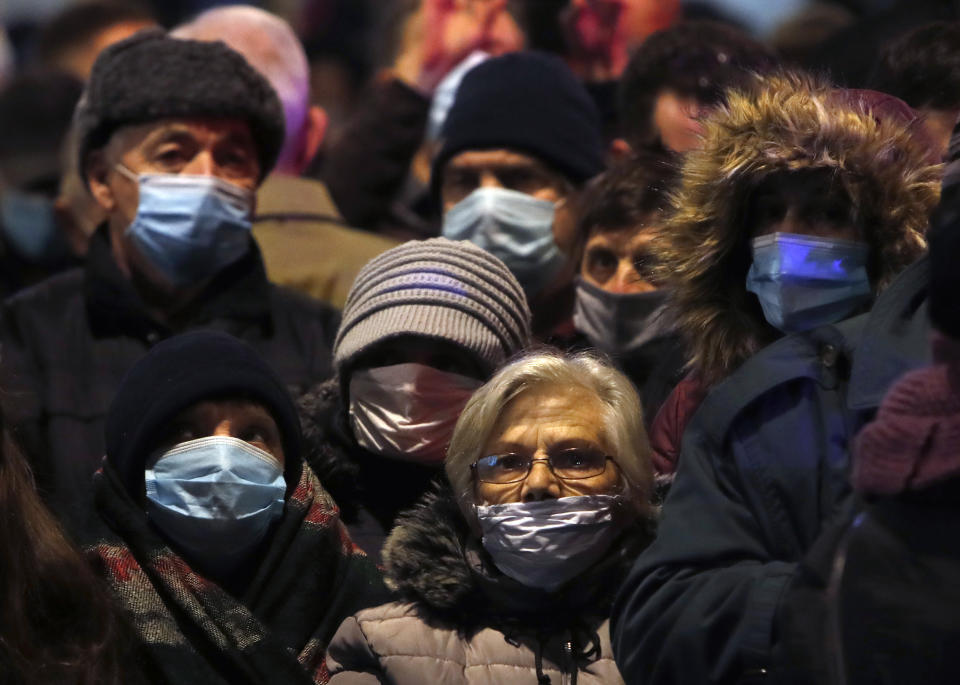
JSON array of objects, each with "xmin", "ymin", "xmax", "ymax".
[{"xmin": 853, "ymin": 332, "xmax": 960, "ymax": 495}]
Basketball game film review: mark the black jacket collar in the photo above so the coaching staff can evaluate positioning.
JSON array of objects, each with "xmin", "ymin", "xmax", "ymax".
[{"xmin": 84, "ymin": 225, "xmax": 273, "ymax": 343}]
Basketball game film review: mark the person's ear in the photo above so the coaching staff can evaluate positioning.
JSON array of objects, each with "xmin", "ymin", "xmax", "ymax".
[
  {"xmin": 294, "ymin": 105, "xmax": 328, "ymax": 174},
  {"xmin": 608, "ymin": 137, "xmax": 632, "ymax": 162},
  {"xmin": 86, "ymin": 150, "xmax": 117, "ymax": 212}
]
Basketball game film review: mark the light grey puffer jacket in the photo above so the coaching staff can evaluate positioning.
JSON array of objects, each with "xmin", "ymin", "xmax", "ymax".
[{"xmin": 326, "ymin": 486, "xmax": 652, "ymax": 684}]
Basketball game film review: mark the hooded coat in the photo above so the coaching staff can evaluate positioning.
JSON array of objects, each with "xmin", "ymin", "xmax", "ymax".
[
  {"xmin": 647, "ymin": 72, "xmax": 940, "ymax": 474},
  {"xmin": 656, "ymin": 72, "xmax": 937, "ymax": 389},
  {"xmin": 326, "ymin": 485, "xmax": 653, "ymax": 684},
  {"xmin": 611, "ymin": 73, "xmax": 943, "ymax": 685}
]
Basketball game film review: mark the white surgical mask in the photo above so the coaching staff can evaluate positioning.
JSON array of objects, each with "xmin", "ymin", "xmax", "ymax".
[
  {"xmin": 476, "ymin": 494, "xmax": 623, "ymax": 591},
  {"xmin": 573, "ymin": 277, "xmax": 669, "ymax": 356},
  {"xmin": 442, "ymin": 187, "xmax": 565, "ymax": 297},
  {"xmin": 348, "ymin": 363, "xmax": 482, "ymax": 464}
]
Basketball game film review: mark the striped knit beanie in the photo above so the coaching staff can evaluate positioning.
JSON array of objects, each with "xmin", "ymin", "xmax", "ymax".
[{"xmin": 333, "ymin": 237, "xmax": 532, "ymax": 374}]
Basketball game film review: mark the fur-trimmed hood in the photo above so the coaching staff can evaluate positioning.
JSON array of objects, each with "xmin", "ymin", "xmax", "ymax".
[
  {"xmin": 381, "ymin": 484, "xmax": 653, "ymax": 634},
  {"xmin": 655, "ymin": 71, "xmax": 941, "ymax": 387}
]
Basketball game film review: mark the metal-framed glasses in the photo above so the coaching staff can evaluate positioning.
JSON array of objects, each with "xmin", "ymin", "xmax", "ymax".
[{"xmin": 472, "ymin": 449, "xmax": 614, "ymax": 484}]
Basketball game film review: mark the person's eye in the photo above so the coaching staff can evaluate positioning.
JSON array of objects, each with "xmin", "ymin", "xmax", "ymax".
[
  {"xmin": 494, "ymin": 454, "xmax": 527, "ymax": 471},
  {"xmin": 586, "ymin": 249, "xmax": 618, "ymax": 282},
  {"xmin": 632, "ymin": 254, "xmax": 658, "ymax": 281},
  {"xmin": 553, "ymin": 449, "xmax": 604, "ymax": 471}
]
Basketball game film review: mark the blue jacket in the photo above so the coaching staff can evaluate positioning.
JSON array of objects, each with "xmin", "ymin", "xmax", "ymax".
[{"xmin": 611, "ymin": 256, "xmax": 931, "ymax": 684}]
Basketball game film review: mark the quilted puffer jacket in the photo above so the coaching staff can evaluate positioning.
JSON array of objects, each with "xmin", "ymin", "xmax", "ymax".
[{"xmin": 326, "ymin": 485, "xmax": 653, "ymax": 684}]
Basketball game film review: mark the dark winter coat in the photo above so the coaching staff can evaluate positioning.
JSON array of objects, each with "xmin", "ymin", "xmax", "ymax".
[
  {"xmin": 297, "ymin": 379, "xmax": 441, "ymax": 561},
  {"xmin": 326, "ymin": 485, "xmax": 653, "ymax": 684},
  {"xmin": 611, "ymin": 254, "xmax": 931, "ymax": 684},
  {"xmin": 0, "ymin": 228, "xmax": 339, "ymax": 538}
]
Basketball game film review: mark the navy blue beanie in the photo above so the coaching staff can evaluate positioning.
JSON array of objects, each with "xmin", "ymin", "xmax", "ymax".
[
  {"xmin": 431, "ymin": 51, "xmax": 605, "ymax": 200},
  {"xmin": 105, "ymin": 331, "xmax": 302, "ymax": 497}
]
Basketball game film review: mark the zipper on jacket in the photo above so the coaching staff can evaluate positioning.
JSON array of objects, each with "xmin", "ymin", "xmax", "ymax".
[{"xmin": 563, "ymin": 639, "xmax": 573, "ymax": 685}]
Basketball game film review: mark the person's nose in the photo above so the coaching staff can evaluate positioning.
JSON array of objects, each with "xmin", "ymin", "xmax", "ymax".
[
  {"xmin": 479, "ymin": 169, "xmax": 504, "ymax": 189},
  {"xmin": 181, "ymin": 150, "xmax": 217, "ymax": 177},
  {"xmin": 604, "ymin": 259, "xmax": 652, "ymax": 294},
  {"xmin": 211, "ymin": 418, "xmax": 233, "ymax": 438},
  {"xmin": 521, "ymin": 455, "xmax": 562, "ymax": 502}
]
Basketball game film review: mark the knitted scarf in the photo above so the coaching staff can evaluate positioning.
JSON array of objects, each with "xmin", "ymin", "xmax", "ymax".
[{"xmin": 86, "ymin": 462, "xmax": 390, "ymax": 685}]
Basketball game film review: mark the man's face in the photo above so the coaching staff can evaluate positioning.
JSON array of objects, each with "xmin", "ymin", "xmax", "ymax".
[
  {"xmin": 87, "ymin": 116, "xmax": 259, "ymax": 284},
  {"xmin": 440, "ymin": 148, "xmax": 579, "ymax": 254},
  {"xmin": 748, "ymin": 170, "xmax": 859, "ymax": 242},
  {"xmin": 580, "ymin": 224, "xmax": 659, "ymax": 294}
]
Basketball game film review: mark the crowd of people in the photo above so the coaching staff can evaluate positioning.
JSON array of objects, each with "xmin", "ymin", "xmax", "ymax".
[{"xmin": 0, "ymin": 0, "xmax": 958, "ymax": 683}]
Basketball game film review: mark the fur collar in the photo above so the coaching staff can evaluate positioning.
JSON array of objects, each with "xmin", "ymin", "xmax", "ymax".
[
  {"xmin": 655, "ymin": 71, "xmax": 941, "ymax": 387},
  {"xmin": 381, "ymin": 484, "xmax": 653, "ymax": 633}
]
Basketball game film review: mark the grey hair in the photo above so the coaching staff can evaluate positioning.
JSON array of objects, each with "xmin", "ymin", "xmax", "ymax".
[
  {"xmin": 172, "ymin": 6, "xmax": 309, "ymax": 167},
  {"xmin": 445, "ymin": 349, "xmax": 654, "ymax": 523}
]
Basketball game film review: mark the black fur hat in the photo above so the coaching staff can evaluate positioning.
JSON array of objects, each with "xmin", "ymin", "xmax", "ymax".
[{"xmin": 74, "ymin": 29, "xmax": 284, "ymax": 184}]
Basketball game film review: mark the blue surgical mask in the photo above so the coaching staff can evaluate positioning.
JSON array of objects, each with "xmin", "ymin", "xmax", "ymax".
[
  {"xmin": 442, "ymin": 187, "xmax": 565, "ymax": 297},
  {"xmin": 117, "ymin": 165, "xmax": 254, "ymax": 286},
  {"xmin": 1, "ymin": 188, "xmax": 68, "ymax": 263},
  {"xmin": 745, "ymin": 232, "xmax": 872, "ymax": 333},
  {"xmin": 145, "ymin": 436, "xmax": 286, "ymax": 574}
]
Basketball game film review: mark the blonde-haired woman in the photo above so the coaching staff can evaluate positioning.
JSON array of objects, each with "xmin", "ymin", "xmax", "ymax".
[{"xmin": 326, "ymin": 349, "xmax": 656, "ymax": 684}]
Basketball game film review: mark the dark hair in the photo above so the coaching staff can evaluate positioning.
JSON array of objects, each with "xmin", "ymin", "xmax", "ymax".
[
  {"xmin": 868, "ymin": 21, "xmax": 960, "ymax": 111},
  {"xmin": 0, "ymin": 425, "xmax": 134, "ymax": 684},
  {"xmin": 34, "ymin": 1, "xmax": 154, "ymax": 68},
  {"xmin": 574, "ymin": 151, "xmax": 680, "ymax": 258},
  {"xmin": 618, "ymin": 21, "xmax": 778, "ymax": 149}
]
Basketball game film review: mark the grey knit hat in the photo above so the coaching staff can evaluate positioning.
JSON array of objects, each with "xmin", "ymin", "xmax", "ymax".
[{"xmin": 334, "ymin": 238, "xmax": 532, "ymax": 374}]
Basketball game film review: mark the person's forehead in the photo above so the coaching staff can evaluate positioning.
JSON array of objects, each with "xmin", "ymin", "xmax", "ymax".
[
  {"xmin": 108, "ymin": 116, "xmax": 254, "ymax": 153},
  {"xmin": 587, "ymin": 224, "xmax": 657, "ymax": 249},
  {"xmin": 175, "ymin": 397, "xmax": 275, "ymax": 423},
  {"xmin": 446, "ymin": 148, "xmax": 547, "ymax": 171}
]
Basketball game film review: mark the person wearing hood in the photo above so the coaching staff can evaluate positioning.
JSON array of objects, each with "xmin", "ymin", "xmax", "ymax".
[
  {"xmin": 0, "ymin": 31, "xmax": 339, "ymax": 537},
  {"xmin": 646, "ymin": 72, "xmax": 940, "ymax": 477},
  {"xmin": 326, "ymin": 349, "xmax": 656, "ymax": 684},
  {"xmin": 610, "ymin": 72, "xmax": 942, "ymax": 684},
  {"xmin": 85, "ymin": 331, "xmax": 390, "ymax": 685},
  {"xmin": 434, "ymin": 51, "xmax": 606, "ymax": 339},
  {"xmin": 298, "ymin": 237, "xmax": 531, "ymax": 560},
  {"xmin": 571, "ymin": 151, "xmax": 685, "ymax": 426}
]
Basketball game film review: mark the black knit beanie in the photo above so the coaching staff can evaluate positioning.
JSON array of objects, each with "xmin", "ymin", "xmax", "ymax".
[
  {"xmin": 75, "ymin": 28, "xmax": 284, "ymax": 184},
  {"xmin": 431, "ymin": 51, "xmax": 605, "ymax": 200},
  {"xmin": 105, "ymin": 331, "xmax": 302, "ymax": 498}
]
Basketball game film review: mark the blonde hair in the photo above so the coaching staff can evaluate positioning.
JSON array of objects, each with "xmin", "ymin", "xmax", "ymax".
[{"xmin": 445, "ymin": 349, "xmax": 654, "ymax": 523}]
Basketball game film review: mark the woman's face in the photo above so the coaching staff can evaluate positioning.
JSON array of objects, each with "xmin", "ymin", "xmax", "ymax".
[
  {"xmin": 475, "ymin": 384, "xmax": 623, "ymax": 505},
  {"xmin": 161, "ymin": 399, "xmax": 285, "ymax": 465}
]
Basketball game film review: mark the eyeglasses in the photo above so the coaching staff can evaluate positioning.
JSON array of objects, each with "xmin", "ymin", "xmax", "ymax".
[{"xmin": 472, "ymin": 449, "xmax": 614, "ymax": 484}]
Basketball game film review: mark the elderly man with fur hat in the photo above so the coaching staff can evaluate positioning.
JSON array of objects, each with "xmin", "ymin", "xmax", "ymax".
[
  {"xmin": 0, "ymin": 30, "xmax": 339, "ymax": 538},
  {"xmin": 610, "ymin": 72, "xmax": 942, "ymax": 683}
]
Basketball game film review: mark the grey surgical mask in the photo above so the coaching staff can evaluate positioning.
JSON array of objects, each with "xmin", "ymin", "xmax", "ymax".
[{"xmin": 573, "ymin": 277, "xmax": 669, "ymax": 356}]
